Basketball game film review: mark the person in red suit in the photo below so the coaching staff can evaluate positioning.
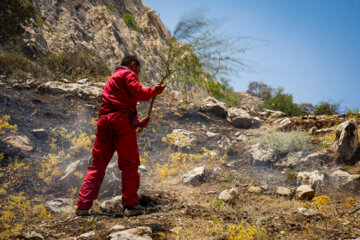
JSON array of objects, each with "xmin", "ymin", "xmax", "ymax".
[{"xmin": 76, "ymin": 56, "xmax": 166, "ymax": 216}]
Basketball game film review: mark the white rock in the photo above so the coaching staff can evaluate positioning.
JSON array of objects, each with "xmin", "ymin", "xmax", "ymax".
[
  {"xmin": 109, "ymin": 225, "xmax": 126, "ymax": 234},
  {"xmin": 171, "ymin": 129, "xmax": 196, "ymax": 148},
  {"xmin": 109, "ymin": 227, "xmax": 152, "ymax": 240},
  {"xmin": 218, "ymin": 188, "xmax": 239, "ymax": 202},
  {"xmin": 333, "ymin": 119, "xmax": 359, "ymax": 162},
  {"xmin": 45, "ymin": 198, "xmax": 72, "ymax": 213},
  {"xmin": 227, "ymin": 107, "xmax": 260, "ymax": 128},
  {"xmin": 314, "ymin": 128, "xmax": 333, "ymax": 135},
  {"xmin": 249, "ymin": 143, "xmax": 275, "ymax": 165},
  {"xmin": 276, "ymin": 187, "xmax": 292, "ymax": 196},
  {"xmin": 248, "ymin": 186, "xmax": 262, "ymax": 193},
  {"xmin": 100, "ymin": 196, "xmax": 122, "ymax": 213},
  {"xmin": 298, "ymin": 151, "xmax": 330, "ymax": 167},
  {"xmin": 297, "ymin": 170, "xmax": 325, "ymax": 190},
  {"xmin": 2, "ymin": 135, "xmax": 33, "ymax": 151},
  {"xmin": 296, "ymin": 185, "xmax": 315, "ymax": 200},
  {"xmin": 77, "ymin": 231, "xmax": 95, "ymax": 240},
  {"xmin": 183, "ymin": 166, "xmax": 209, "ymax": 186},
  {"xmin": 20, "ymin": 232, "xmax": 44, "ymax": 240},
  {"xmin": 32, "ymin": 128, "xmax": 47, "ymax": 139},
  {"xmin": 206, "ymin": 131, "xmax": 220, "ymax": 138},
  {"xmin": 77, "ymin": 78, "xmax": 89, "ymax": 84},
  {"xmin": 40, "ymin": 81, "xmax": 103, "ymax": 98},
  {"xmin": 218, "ymin": 136, "xmax": 231, "ymax": 151},
  {"xmin": 296, "ymin": 207, "xmax": 319, "ymax": 217},
  {"xmin": 278, "ymin": 118, "xmax": 292, "ymax": 131}
]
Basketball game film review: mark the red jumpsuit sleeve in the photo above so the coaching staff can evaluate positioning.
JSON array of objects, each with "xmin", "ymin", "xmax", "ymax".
[{"xmin": 125, "ymin": 72, "xmax": 157, "ymax": 101}]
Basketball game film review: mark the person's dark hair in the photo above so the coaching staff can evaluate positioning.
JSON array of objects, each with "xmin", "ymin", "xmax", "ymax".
[{"xmin": 121, "ymin": 56, "xmax": 140, "ymax": 67}]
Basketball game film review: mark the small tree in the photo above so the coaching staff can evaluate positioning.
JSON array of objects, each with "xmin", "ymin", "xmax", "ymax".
[
  {"xmin": 314, "ymin": 101, "xmax": 340, "ymax": 115},
  {"xmin": 259, "ymin": 87, "xmax": 305, "ymax": 117},
  {"xmin": 246, "ymin": 81, "xmax": 272, "ymax": 99},
  {"xmin": 0, "ymin": 0, "xmax": 35, "ymax": 44}
]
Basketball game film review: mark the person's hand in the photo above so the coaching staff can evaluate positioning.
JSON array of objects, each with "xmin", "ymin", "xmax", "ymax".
[
  {"xmin": 155, "ymin": 84, "xmax": 166, "ymax": 95},
  {"xmin": 138, "ymin": 115, "xmax": 151, "ymax": 129}
]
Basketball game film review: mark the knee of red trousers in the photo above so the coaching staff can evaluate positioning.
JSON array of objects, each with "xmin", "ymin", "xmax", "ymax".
[{"xmin": 121, "ymin": 164, "xmax": 139, "ymax": 206}]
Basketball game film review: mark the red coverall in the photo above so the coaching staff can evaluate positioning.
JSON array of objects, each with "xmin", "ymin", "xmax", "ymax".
[{"xmin": 77, "ymin": 66, "xmax": 157, "ymax": 210}]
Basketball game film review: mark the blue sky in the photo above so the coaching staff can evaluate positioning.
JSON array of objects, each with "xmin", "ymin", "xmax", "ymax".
[{"xmin": 143, "ymin": 0, "xmax": 360, "ymax": 110}]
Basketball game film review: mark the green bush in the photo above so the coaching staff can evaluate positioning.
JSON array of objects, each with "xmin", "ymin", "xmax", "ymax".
[
  {"xmin": 346, "ymin": 107, "xmax": 360, "ymax": 119},
  {"xmin": 106, "ymin": 5, "xmax": 115, "ymax": 13},
  {"xmin": 258, "ymin": 87, "xmax": 305, "ymax": 116},
  {"xmin": 261, "ymin": 131, "xmax": 313, "ymax": 156},
  {"xmin": 122, "ymin": 13, "xmax": 139, "ymax": 31},
  {"xmin": 0, "ymin": 0, "xmax": 36, "ymax": 43},
  {"xmin": 314, "ymin": 101, "xmax": 340, "ymax": 115},
  {"xmin": 0, "ymin": 52, "xmax": 48, "ymax": 78}
]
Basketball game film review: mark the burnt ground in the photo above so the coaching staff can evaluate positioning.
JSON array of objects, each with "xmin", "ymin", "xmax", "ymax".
[{"xmin": 0, "ymin": 79, "xmax": 359, "ymax": 239}]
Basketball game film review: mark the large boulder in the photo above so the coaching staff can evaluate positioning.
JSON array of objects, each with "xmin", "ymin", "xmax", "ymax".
[
  {"xmin": 227, "ymin": 108, "xmax": 261, "ymax": 128},
  {"xmin": 201, "ymin": 97, "xmax": 228, "ymax": 118},
  {"xmin": 182, "ymin": 166, "xmax": 209, "ymax": 186},
  {"xmin": 328, "ymin": 169, "xmax": 360, "ymax": 192},
  {"xmin": 39, "ymin": 81, "xmax": 103, "ymax": 99},
  {"xmin": 275, "ymin": 151, "xmax": 304, "ymax": 168},
  {"xmin": 333, "ymin": 119, "xmax": 359, "ymax": 162}
]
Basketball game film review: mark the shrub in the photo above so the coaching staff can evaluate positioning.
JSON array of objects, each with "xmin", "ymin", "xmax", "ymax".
[
  {"xmin": 122, "ymin": 13, "xmax": 139, "ymax": 31},
  {"xmin": 41, "ymin": 49, "xmax": 111, "ymax": 81},
  {"xmin": 258, "ymin": 87, "xmax": 305, "ymax": 116},
  {"xmin": 0, "ymin": 0, "xmax": 36, "ymax": 43},
  {"xmin": 346, "ymin": 107, "xmax": 360, "ymax": 119},
  {"xmin": 314, "ymin": 101, "xmax": 340, "ymax": 115},
  {"xmin": 261, "ymin": 131, "xmax": 313, "ymax": 156}
]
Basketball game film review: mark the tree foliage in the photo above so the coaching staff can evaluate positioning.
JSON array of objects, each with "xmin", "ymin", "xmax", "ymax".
[
  {"xmin": 259, "ymin": 87, "xmax": 305, "ymax": 117},
  {"xmin": 246, "ymin": 81, "xmax": 272, "ymax": 99},
  {"xmin": 0, "ymin": 0, "xmax": 35, "ymax": 44},
  {"xmin": 314, "ymin": 101, "xmax": 340, "ymax": 115}
]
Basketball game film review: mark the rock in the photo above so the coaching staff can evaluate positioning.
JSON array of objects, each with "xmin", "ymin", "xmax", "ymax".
[
  {"xmin": 218, "ymin": 136, "xmax": 231, "ymax": 151},
  {"xmin": 297, "ymin": 170, "xmax": 325, "ymax": 190},
  {"xmin": 308, "ymin": 126, "xmax": 318, "ymax": 135},
  {"xmin": 260, "ymin": 109, "xmax": 286, "ymax": 118},
  {"xmin": 17, "ymin": 232, "xmax": 44, "ymax": 240},
  {"xmin": 206, "ymin": 131, "xmax": 220, "ymax": 139},
  {"xmin": 139, "ymin": 165, "xmax": 147, "ymax": 172},
  {"xmin": 183, "ymin": 166, "xmax": 209, "ymax": 186},
  {"xmin": 275, "ymin": 151, "xmax": 304, "ymax": 168},
  {"xmin": 39, "ymin": 81, "xmax": 103, "ymax": 98},
  {"xmin": 171, "ymin": 129, "xmax": 196, "ymax": 148},
  {"xmin": 100, "ymin": 196, "xmax": 122, "ymax": 213},
  {"xmin": 77, "ymin": 231, "xmax": 95, "ymax": 240},
  {"xmin": 32, "ymin": 128, "xmax": 47, "ymax": 139},
  {"xmin": 201, "ymin": 97, "xmax": 228, "ymax": 118},
  {"xmin": 296, "ymin": 207, "xmax": 319, "ymax": 217},
  {"xmin": 218, "ymin": 188, "xmax": 239, "ymax": 202},
  {"xmin": 77, "ymin": 78, "xmax": 89, "ymax": 84},
  {"xmin": 2, "ymin": 135, "xmax": 33, "ymax": 151},
  {"xmin": 109, "ymin": 225, "xmax": 126, "ymax": 234},
  {"xmin": 296, "ymin": 185, "xmax": 315, "ymax": 200},
  {"xmin": 298, "ymin": 150, "xmax": 331, "ymax": 167},
  {"xmin": 333, "ymin": 119, "xmax": 359, "ymax": 162},
  {"xmin": 314, "ymin": 128, "xmax": 333, "ymax": 136},
  {"xmin": 109, "ymin": 227, "xmax": 152, "ymax": 240},
  {"xmin": 278, "ymin": 118, "xmax": 292, "ymax": 131},
  {"xmin": 328, "ymin": 169, "xmax": 360, "ymax": 192},
  {"xmin": 276, "ymin": 187, "xmax": 292, "ymax": 197},
  {"xmin": 248, "ymin": 186, "xmax": 262, "ymax": 193},
  {"xmin": 236, "ymin": 135, "xmax": 248, "ymax": 142},
  {"xmin": 248, "ymin": 143, "xmax": 275, "ymax": 165},
  {"xmin": 45, "ymin": 198, "xmax": 72, "ymax": 213},
  {"xmin": 227, "ymin": 107, "xmax": 260, "ymax": 128}
]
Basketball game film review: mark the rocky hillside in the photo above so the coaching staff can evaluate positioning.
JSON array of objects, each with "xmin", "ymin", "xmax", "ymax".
[
  {"xmin": 0, "ymin": 1, "xmax": 360, "ymax": 239},
  {"xmin": 23, "ymin": 0, "xmax": 171, "ymax": 82}
]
